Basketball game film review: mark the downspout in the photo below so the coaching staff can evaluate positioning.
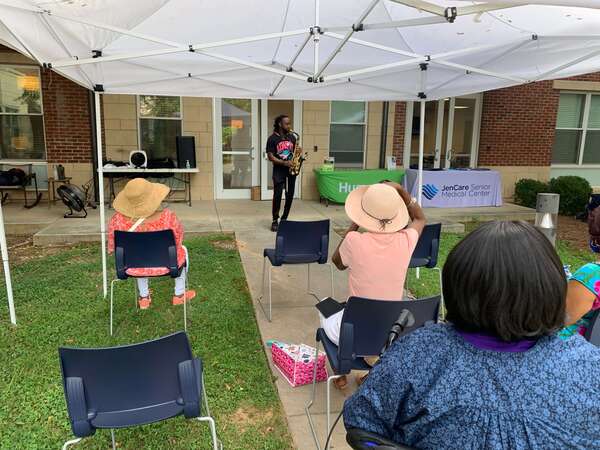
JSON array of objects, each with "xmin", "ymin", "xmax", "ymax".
[
  {"xmin": 89, "ymin": 90, "xmax": 99, "ymax": 202},
  {"xmin": 378, "ymin": 101, "xmax": 389, "ymax": 168}
]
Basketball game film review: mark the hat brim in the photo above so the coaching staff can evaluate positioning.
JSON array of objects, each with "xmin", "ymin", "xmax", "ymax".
[
  {"xmin": 113, "ymin": 181, "xmax": 170, "ymax": 219},
  {"xmin": 345, "ymin": 186, "xmax": 409, "ymax": 233}
]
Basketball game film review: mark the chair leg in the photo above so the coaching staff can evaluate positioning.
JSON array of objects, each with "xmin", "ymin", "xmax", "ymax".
[
  {"xmin": 328, "ymin": 263, "xmax": 334, "ymax": 299},
  {"xmin": 257, "ymin": 257, "xmax": 272, "ymax": 322},
  {"xmin": 109, "ymin": 279, "xmax": 119, "ymax": 336},
  {"xmin": 110, "ymin": 429, "xmax": 116, "ymax": 450},
  {"xmin": 305, "ymin": 339, "xmax": 323, "ymax": 450},
  {"xmin": 62, "ymin": 438, "xmax": 82, "ymax": 450},
  {"xmin": 198, "ymin": 374, "xmax": 222, "ymax": 450},
  {"xmin": 183, "ymin": 269, "xmax": 188, "ymax": 332},
  {"xmin": 325, "ymin": 374, "xmax": 343, "ymax": 450},
  {"xmin": 435, "ymin": 267, "xmax": 445, "ymax": 321}
]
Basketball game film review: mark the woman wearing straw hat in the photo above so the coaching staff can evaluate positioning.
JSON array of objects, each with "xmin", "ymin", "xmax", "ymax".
[
  {"xmin": 108, "ymin": 178, "xmax": 196, "ymax": 309},
  {"xmin": 325, "ymin": 181, "xmax": 426, "ymax": 388}
]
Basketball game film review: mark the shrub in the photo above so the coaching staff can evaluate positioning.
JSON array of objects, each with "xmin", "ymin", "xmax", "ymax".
[
  {"xmin": 514, "ymin": 178, "xmax": 550, "ymax": 209},
  {"xmin": 549, "ymin": 176, "xmax": 592, "ymax": 216}
]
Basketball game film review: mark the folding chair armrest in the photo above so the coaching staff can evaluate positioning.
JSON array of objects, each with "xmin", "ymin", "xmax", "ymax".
[
  {"xmin": 168, "ymin": 244, "xmax": 179, "ymax": 278},
  {"xmin": 319, "ymin": 233, "xmax": 329, "ymax": 264},
  {"xmin": 178, "ymin": 358, "xmax": 202, "ymax": 418},
  {"xmin": 338, "ymin": 322, "xmax": 355, "ymax": 375},
  {"xmin": 64, "ymin": 377, "xmax": 94, "ymax": 438},
  {"xmin": 346, "ymin": 427, "xmax": 414, "ymax": 449},
  {"xmin": 427, "ymin": 237, "xmax": 440, "ymax": 268},
  {"xmin": 115, "ymin": 247, "xmax": 127, "ymax": 279}
]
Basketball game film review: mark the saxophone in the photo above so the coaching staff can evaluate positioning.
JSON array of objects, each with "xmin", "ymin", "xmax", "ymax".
[{"xmin": 288, "ymin": 131, "xmax": 307, "ymax": 176}]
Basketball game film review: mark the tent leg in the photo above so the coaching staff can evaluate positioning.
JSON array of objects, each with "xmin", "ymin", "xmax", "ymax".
[
  {"xmin": 95, "ymin": 91, "xmax": 108, "ymax": 298},
  {"xmin": 417, "ymin": 98, "xmax": 426, "ymax": 280},
  {"xmin": 0, "ymin": 201, "xmax": 15, "ymax": 325}
]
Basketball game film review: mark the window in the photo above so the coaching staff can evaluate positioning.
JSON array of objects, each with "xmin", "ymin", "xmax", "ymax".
[
  {"xmin": 0, "ymin": 66, "xmax": 45, "ymax": 160},
  {"xmin": 553, "ymin": 92, "xmax": 600, "ymax": 165},
  {"xmin": 138, "ymin": 95, "xmax": 182, "ymax": 160},
  {"xmin": 329, "ymin": 101, "xmax": 366, "ymax": 167}
]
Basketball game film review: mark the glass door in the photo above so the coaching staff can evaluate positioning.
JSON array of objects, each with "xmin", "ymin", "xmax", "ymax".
[
  {"xmin": 405, "ymin": 94, "xmax": 482, "ymax": 169},
  {"xmin": 260, "ymin": 100, "xmax": 302, "ymax": 200},
  {"xmin": 214, "ymin": 98, "xmax": 259, "ymax": 199}
]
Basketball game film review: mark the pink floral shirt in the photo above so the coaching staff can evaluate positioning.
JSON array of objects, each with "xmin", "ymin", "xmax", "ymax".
[{"xmin": 107, "ymin": 209, "xmax": 185, "ymax": 277}]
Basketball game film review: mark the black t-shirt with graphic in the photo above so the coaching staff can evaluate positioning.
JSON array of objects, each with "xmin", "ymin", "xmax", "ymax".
[{"xmin": 266, "ymin": 132, "xmax": 296, "ymax": 182}]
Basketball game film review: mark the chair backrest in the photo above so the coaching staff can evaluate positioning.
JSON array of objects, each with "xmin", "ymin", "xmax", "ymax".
[
  {"xmin": 584, "ymin": 309, "xmax": 600, "ymax": 347},
  {"xmin": 59, "ymin": 332, "xmax": 196, "ymax": 434},
  {"xmin": 341, "ymin": 296, "xmax": 440, "ymax": 357},
  {"xmin": 409, "ymin": 223, "xmax": 442, "ymax": 269},
  {"xmin": 114, "ymin": 229, "xmax": 178, "ymax": 278},
  {"xmin": 275, "ymin": 219, "xmax": 330, "ymax": 263}
]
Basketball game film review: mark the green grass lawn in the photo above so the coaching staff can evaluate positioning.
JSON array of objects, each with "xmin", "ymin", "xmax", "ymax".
[
  {"xmin": 0, "ymin": 235, "xmax": 293, "ymax": 450},
  {"xmin": 407, "ymin": 231, "xmax": 592, "ymax": 299}
]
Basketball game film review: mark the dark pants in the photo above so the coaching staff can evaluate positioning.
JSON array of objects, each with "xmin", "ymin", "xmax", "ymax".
[{"xmin": 272, "ymin": 175, "xmax": 296, "ymax": 221}]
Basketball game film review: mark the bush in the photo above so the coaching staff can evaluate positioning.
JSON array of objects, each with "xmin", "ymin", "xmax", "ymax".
[
  {"xmin": 549, "ymin": 176, "xmax": 592, "ymax": 216},
  {"xmin": 514, "ymin": 178, "xmax": 550, "ymax": 209}
]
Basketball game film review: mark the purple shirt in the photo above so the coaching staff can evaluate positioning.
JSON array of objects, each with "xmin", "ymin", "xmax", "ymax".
[{"xmin": 457, "ymin": 329, "xmax": 537, "ymax": 352}]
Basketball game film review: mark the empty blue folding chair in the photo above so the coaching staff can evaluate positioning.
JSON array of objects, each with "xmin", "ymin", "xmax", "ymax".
[
  {"xmin": 110, "ymin": 229, "xmax": 188, "ymax": 335},
  {"xmin": 408, "ymin": 223, "xmax": 443, "ymax": 319},
  {"xmin": 259, "ymin": 219, "xmax": 333, "ymax": 321},
  {"xmin": 306, "ymin": 295, "xmax": 441, "ymax": 450},
  {"xmin": 59, "ymin": 332, "xmax": 220, "ymax": 450}
]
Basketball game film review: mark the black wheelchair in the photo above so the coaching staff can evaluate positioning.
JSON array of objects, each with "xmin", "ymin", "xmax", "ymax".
[{"xmin": 346, "ymin": 428, "xmax": 417, "ymax": 450}]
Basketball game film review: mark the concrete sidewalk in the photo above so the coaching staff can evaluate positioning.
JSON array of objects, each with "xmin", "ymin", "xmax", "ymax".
[{"xmin": 237, "ymin": 222, "xmax": 353, "ymax": 450}]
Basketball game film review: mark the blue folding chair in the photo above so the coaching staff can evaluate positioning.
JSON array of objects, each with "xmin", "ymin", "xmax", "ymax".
[
  {"xmin": 408, "ymin": 223, "xmax": 443, "ymax": 320},
  {"xmin": 59, "ymin": 332, "xmax": 220, "ymax": 450},
  {"xmin": 110, "ymin": 230, "xmax": 189, "ymax": 335},
  {"xmin": 259, "ymin": 219, "xmax": 334, "ymax": 321},
  {"xmin": 584, "ymin": 309, "xmax": 600, "ymax": 347},
  {"xmin": 306, "ymin": 295, "xmax": 441, "ymax": 450},
  {"xmin": 347, "ymin": 428, "xmax": 417, "ymax": 450}
]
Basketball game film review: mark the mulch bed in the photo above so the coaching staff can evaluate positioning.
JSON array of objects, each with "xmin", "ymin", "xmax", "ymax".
[{"xmin": 558, "ymin": 215, "xmax": 589, "ymax": 252}]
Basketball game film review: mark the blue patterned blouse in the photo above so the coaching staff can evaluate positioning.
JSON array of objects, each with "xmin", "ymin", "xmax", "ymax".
[{"xmin": 343, "ymin": 324, "xmax": 600, "ymax": 450}]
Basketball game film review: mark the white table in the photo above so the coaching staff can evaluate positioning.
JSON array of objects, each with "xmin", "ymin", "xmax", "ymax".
[
  {"xmin": 101, "ymin": 167, "xmax": 199, "ymax": 206},
  {"xmin": 403, "ymin": 168, "xmax": 503, "ymax": 208}
]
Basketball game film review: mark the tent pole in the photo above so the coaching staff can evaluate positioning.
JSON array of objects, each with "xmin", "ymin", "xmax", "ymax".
[
  {"xmin": 94, "ymin": 91, "xmax": 108, "ymax": 298},
  {"xmin": 0, "ymin": 201, "xmax": 16, "ymax": 325},
  {"xmin": 416, "ymin": 99, "xmax": 426, "ymax": 280},
  {"xmin": 313, "ymin": 0, "xmax": 320, "ymax": 76}
]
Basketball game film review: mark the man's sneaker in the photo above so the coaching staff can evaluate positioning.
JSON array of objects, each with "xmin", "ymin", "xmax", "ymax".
[{"xmin": 271, "ymin": 220, "xmax": 278, "ymax": 232}]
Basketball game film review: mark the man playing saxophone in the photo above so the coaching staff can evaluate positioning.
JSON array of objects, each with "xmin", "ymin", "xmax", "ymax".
[{"xmin": 266, "ymin": 114, "xmax": 299, "ymax": 232}]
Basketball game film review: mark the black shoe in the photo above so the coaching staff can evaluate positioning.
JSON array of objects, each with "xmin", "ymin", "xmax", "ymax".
[{"xmin": 271, "ymin": 220, "xmax": 278, "ymax": 232}]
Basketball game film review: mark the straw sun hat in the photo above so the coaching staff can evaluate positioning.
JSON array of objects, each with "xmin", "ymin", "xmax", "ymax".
[
  {"xmin": 112, "ymin": 178, "xmax": 170, "ymax": 219},
  {"xmin": 345, "ymin": 183, "xmax": 409, "ymax": 233}
]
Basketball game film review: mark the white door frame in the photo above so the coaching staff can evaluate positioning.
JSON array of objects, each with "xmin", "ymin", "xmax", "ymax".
[
  {"xmin": 403, "ymin": 93, "xmax": 483, "ymax": 169},
  {"xmin": 213, "ymin": 98, "xmax": 260, "ymax": 199},
  {"xmin": 260, "ymin": 100, "xmax": 303, "ymax": 201}
]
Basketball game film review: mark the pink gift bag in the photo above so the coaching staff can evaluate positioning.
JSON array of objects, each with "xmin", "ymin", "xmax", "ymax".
[{"xmin": 271, "ymin": 342, "xmax": 328, "ymax": 387}]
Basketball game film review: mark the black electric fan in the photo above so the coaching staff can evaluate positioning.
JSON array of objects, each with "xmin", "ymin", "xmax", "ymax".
[{"xmin": 57, "ymin": 184, "xmax": 88, "ymax": 218}]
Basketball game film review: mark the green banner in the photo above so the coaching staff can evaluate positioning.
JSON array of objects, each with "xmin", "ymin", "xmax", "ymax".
[{"xmin": 314, "ymin": 168, "xmax": 405, "ymax": 204}]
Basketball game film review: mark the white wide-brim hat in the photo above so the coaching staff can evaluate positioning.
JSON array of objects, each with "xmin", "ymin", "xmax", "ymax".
[{"xmin": 345, "ymin": 183, "xmax": 409, "ymax": 233}]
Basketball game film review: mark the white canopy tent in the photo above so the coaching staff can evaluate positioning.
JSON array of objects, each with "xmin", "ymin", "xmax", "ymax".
[{"xmin": 2, "ymin": 0, "xmax": 600, "ymax": 321}]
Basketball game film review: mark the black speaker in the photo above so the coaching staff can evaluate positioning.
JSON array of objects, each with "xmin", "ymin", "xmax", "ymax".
[{"xmin": 176, "ymin": 136, "xmax": 196, "ymax": 168}]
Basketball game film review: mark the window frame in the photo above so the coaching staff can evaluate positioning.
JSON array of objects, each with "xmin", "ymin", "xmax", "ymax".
[
  {"xmin": 136, "ymin": 95, "xmax": 183, "ymax": 156},
  {"xmin": 328, "ymin": 100, "xmax": 368, "ymax": 169},
  {"xmin": 552, "ymin": 91, "xmax": 600, "ymax": 168},
  {"xmin": 0, "ymin": 64, "xmax": 47, "ymax": 163}
]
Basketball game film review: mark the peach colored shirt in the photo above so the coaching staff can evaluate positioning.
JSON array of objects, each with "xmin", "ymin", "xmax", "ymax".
[{"xmin": 339, "ymin": 228, "xmax": 419, "ymax": 301}]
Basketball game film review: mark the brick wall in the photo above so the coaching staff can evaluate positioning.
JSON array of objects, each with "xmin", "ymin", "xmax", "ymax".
[
  {"xmin": 41, "ymin": 69, "xmax": 93, "ymax": 163},
  {"xmin": 392, "ymin": 101, "xmax": 406, "ymax": 163},
  {"xmin": 478, "ymin": 73, "xmax": 600, "ymax": 166}
]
